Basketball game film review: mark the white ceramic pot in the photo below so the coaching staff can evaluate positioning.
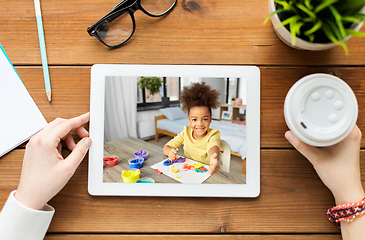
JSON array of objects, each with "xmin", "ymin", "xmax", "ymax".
[
  {"xmin": 268, "ymin": 0, "xmax": 364, "ymax": 51},
  {"xmin": 235, "ymin": 98, "xmax": 243, "ymax": 106}
]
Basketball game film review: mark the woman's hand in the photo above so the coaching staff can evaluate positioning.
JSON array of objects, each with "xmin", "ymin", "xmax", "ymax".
[
  {"xmin": 15, "ymin": 113, "xmax": 92, "ymax": 210},
  {"xmin": 285, "ymin": 125, "xmax": 364, "ymax": 205}
]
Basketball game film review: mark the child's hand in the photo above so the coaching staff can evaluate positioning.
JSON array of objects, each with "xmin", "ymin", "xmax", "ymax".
[
  {"xmin": 15, "ymin": 113, "xmax": 92, "ymax": 210},
  {"xmin": 208, "ymin": 152, "xmax": 220, "ymax": 174},
  {"xmin": 168, "ymin": 148, "xmax": 178, "ymax": 160},
  {"xmin": 285, "ymin": 125, "xmax": 364, "ymax": 205}
]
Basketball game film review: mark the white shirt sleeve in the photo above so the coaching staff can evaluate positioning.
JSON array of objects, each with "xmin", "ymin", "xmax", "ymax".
[{"xmin": 0, "ymin": 190, "xmax": 55, "ymax": 240}]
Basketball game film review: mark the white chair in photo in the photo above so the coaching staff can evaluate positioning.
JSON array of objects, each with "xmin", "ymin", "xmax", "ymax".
[{"xmin": 219, "ymin": 140, "xmax": 231, "ymax": 173}]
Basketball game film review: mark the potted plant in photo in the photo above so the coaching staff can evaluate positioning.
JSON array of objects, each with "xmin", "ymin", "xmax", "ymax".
[
  {"xmin": 231, "ymin": 97, "xmax": 236, "ymax": 105},
  {"xmin": 264, "ymin": 0, "xmax": 365, "ymax": 54},
  {"xmin": 137, "ymin": 76, "xmax": 170, "ymax": 107}
]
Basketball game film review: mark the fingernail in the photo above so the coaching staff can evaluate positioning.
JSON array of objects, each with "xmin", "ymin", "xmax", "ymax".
[
  {"xmin": 85, "ymin": 138, "xmax": 92, "ymax": 148},
  {"xmin": 285, "ymin": 131, "xmax": 293, "ymax": 142}
]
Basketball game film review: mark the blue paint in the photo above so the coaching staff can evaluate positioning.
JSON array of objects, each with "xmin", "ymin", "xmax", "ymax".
[{"xmin": 128, "ymin": 158, "xmax": 144, "ymax": 169}]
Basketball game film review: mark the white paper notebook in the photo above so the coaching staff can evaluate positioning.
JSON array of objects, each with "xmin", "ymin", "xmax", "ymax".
[{"xmin": 0, "ymin": 44, "xmax": 47, "ymax": 157}]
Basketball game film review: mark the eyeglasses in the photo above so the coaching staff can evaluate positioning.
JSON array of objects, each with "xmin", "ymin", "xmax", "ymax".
[{"xmin": 87, "ymin": 0, "xmax": 177, "ymax": 48}]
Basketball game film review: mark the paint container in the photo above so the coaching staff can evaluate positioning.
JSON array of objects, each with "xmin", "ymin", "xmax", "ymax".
[
  {"xmin": 284, "ymin": 73, "xmax": 358, "ymax": 147},
  {"xmin": 128, "ymin": 157, "xmax": 144, "ymax": 169},
  {"xmin": 134, "ymin": 150, "xmax": 148, "ymax": 160},
  {"xmin": 103, "ymin": 156, "xmax": 118, "ymax": 166},
  {"xmin": 121, "ymin": 169, "xmax": 140, "ymax": 183},
  {"xmin": 136, "ymin": 178, "xmax": 155, "ymax": 183}
]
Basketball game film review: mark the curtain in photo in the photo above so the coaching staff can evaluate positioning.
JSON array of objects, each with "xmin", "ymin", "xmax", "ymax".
[{"xmin": 104, "ymin": 76, "xmax": 137, "ymax": 142}]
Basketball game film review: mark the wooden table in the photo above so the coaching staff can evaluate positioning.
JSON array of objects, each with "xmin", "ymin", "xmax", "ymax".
[
  {"xmin": 103, "ymin": 137, "xmax": 246, "ymax": 184},
  {"xmin": 1, "ymin": 0, "xmax": 364, "ymax": 239}
]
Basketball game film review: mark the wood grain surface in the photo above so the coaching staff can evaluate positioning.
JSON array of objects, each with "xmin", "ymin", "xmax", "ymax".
[
  {"xmin": 0, "ymin": 0, "xmax": 365, "ymax": 66},
  {"xmin": 13, "ymin": 66, "xmax": 365, "ymax": 148},
  {"xmin": 2, "ymin": 148, "xmax": 364, "ymax": 234},
  {"xmin": 44, "ymin": 235, "xmax": 342, "ymax": 239},
  {"xmin": 1, "ymin": 0, "xmax": 365, "ymax": 238}
]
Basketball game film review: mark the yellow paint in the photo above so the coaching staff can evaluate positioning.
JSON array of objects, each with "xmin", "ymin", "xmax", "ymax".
[
  {"xmin": 193, "ymin": 163, "xmax": 204, "ymax": 169},
  {"xmin": 121, "ymin": 169, "xmax": 140, "ymax": 183}
]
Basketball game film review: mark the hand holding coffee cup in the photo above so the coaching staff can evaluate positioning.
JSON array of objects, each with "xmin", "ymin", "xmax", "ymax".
[{"xmin": 284, "ymin": 74, "xmax": 365, "ymax": 237}]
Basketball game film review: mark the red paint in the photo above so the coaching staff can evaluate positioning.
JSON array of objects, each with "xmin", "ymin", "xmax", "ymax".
[{"xmin": 103, "ymin": 156, "xmax": 118, "ymax": 166}]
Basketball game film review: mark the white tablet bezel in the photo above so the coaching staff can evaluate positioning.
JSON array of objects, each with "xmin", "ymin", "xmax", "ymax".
[{"xmin": 89, "ymin": 64, "xmax": 260, "ymax": 197}]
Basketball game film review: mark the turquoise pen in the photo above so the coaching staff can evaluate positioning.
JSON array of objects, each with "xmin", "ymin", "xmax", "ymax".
[{"xmin": 34, "ymin": 0, "xmax": 52, "ymax": 103}]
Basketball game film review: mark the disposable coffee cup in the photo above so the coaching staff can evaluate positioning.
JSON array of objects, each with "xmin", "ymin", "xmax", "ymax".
[{"xmin": 284, "ymin": 73, "xmax": 358, "ymax": 147}]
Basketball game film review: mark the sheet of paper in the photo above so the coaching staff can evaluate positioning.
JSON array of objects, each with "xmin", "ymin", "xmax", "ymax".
[
  {"xmin": 151, "ymin": 157, "xmax": 211, "ymax": 184},
  {"xmin": 0, "ymin": 44, "xmax": 47, "ymax": 157}
]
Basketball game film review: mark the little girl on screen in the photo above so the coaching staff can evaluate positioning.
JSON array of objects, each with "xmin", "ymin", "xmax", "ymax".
[{"xmin": 163, "ymin": 82, "xmax": 221, "ymax": 174}]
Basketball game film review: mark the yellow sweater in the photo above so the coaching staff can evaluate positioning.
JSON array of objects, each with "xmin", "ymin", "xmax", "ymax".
[{"xmin": 166, "ymin": 126, "xmax": 221, "ymax": 165}]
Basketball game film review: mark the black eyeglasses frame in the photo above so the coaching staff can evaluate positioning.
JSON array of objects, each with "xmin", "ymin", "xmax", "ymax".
[{"xmin": 87, "ymin": 0, "xmax": 177, "ymax": 48}]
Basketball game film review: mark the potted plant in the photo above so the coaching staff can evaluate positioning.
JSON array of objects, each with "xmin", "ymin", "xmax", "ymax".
[
  {"xmin": 264, "ymin": 0, "xmax": 365, "ymax": 54},
  {"xmin": 231, "ymin": 97, "xmax": 236, "ymax": 105},
  {"xmin": 137, "ymin": 77, "xmax": 170, "ymax": 107}
]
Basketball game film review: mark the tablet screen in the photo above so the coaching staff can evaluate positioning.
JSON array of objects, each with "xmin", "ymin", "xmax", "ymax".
[{"xmin": 103, "ymin": 76, "xmax": 246, "ymax": 185}]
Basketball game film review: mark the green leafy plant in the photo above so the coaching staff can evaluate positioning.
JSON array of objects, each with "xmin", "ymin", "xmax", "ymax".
[
  {"xmin": 264, "ymin": 0, "xmax": 365, "ymax": 54},
  {"xmin": 137, "ymin": 76, "xmax": 163, "ymax": 98}
]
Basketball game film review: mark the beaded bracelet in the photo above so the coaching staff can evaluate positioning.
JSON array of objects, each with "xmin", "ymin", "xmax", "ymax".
[{"xmin": 327, "ymin": 197, "xmax": 365, "ymax": 227}]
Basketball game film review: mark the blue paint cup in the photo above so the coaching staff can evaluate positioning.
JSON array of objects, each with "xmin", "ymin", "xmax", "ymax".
[{"xmin": 128, "ymin": 157, "xmax": 144, "ymax": 169}]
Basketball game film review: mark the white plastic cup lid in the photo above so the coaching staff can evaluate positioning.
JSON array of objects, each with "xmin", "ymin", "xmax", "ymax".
[{"xmin": 284, "ymin": 73, "xmax": 358, "ymax": 147}]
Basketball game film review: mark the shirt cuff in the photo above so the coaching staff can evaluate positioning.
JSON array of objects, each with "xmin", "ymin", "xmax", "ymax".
[{"xmin": 0, "ymin": 190, "xmax": 55, "ymax": 240}]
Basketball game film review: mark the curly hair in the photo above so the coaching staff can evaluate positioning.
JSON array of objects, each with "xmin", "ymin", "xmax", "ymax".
[{"xmin": 180, "ymin": 82, "xmax": 220, "ymax": 115}]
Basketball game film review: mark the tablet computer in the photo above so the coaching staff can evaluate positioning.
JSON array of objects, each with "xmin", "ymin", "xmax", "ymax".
[{"xmin": 89, "ymin": 64, "xmax": 260, "ymax": 197}]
